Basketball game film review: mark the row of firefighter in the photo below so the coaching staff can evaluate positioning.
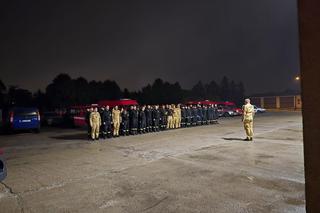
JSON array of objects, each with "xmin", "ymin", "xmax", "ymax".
[{"xmin": 86, "ymin": 104, "xmax": 219, "ymax": 141}]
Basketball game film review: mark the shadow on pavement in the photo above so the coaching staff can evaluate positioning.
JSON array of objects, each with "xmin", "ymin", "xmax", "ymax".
[
  {"xmin": 222, "ymin": 137, "xmax": 245, "ymax": 141},
  {"xmin": 51, "ymin": 133, "xmax": 88, "ymax": 140}
]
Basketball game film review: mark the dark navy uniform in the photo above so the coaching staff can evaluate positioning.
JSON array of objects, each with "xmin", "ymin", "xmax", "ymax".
[
  {"xmin": 121, "ymin": 110, "xmax": 130, "ymax": 136},
  {"xmin": 202, "ymin": 106, "xmax": 208, "ymax": 125},
  {"xmin": 101, "ymin": 109, "xmax": 112, "ymax": 138},
  {"xmin": 152, "ymin": 107, "xmax": 160, "ymax": 131},
  {"xmin": 186, "ymin": 106, "xmax": 192, "ymax": 127},
  {"xmin": 213, "ymin": 105, "xmax": 219, "ymax": 123},
  {"xmin": 130, "ymin": 108, "xmax": 139, "ymax": 135},
  {"xmin": 99, "ymin": 108, "xmax": 105, "ymax": 138},
  {"xmin": 145, "ymin": 107, "xmax": 152, "ymax": 132},
  {"xmin": 192, "ymin": 106, "xmax": 198, "ymax": 126},
  {"xmin": 159, "ymin": 106, "xmax": 167, "ymax": 130},
  {"xmin": 197, "ymin": 106, "xmax": 203, "ymax": 125},
  {"xmin": 85, "ymin": 110, "xmax": 91, "ymax": 139},
  {"xmin": 181, "ymin": 106, "xmax": 186, "ymax": 127},
  {"xmin": 208, "ymin": 105, "xmax": 213, "ymax": 124},
  {"xmin": 138, "ymin": 109, "xmax": 146, "ymax": 133}
]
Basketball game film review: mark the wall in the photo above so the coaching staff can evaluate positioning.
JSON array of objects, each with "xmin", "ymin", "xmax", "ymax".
[
  {"xmin": 250, "ymin": 95, "xmax": 301, "ymax": 110},
  {"xmin": 299, "ymin": 0, "xmax": 320, "ymax": 211}
]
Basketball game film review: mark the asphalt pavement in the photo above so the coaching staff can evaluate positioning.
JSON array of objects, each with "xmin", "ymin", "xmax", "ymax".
[{"xmin": 0, "ymin": 112, "xmax": 305, "ymax": 213}]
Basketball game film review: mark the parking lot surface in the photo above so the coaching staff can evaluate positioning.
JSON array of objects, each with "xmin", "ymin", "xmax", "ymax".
[{"xmin": 0, "ymin": 112, "xmax": 304, "ymax": 212}]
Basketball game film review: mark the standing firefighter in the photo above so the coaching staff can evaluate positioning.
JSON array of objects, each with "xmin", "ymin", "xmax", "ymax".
[
  {"xmin": 176, "ymin": 104, "xmax": 182, "ymax": 128},
  {"xmin": 99, "ymin": 107, "xmax": 105, "ymax": 138},
  {"xmin": 152, "ymin": 105, "xmax": 160, "ymax": 132},
  {"xmin": 167, "ymin": 105, "xmax": 174, "ymax": 129},
  {"xmin": 208, "ymin": 104, "xmax": 214, "ymax": 124},
  {"xmin": 130, "ymin": 105, "xmax": 139, "ymax": 135},
  {"xmin": 101, "ymin": 105, "xmax": 113, "ymax": 138},
  {"xmin": 180, "ymin": 105, "xmax": 186, "ymax": 128},
  {"xmin": 121, "ymin": 108, "xmax": 130, "ymax": 136},
  {"xmin": 85, "ymin": 108, "xmax": 93, "ymax": 140},
  {"xmin": 90, "ymin": 107, "xmax": 101, "ymax": 141},
  {"xmin": 159, "ymin": 105, "xmax": 167, "ymax": 130},
  {"xmin": 172, "ymin": 104, "xmax": 179, "ymax": 128},
  {"xmin": 112, "ymin": 106, "xmax": 121, "ymax": 137},
  {"xmin": 213, "ymin": 104, "xmax": 219, "ymax": 123},
  {"xmin": 192, "ymin": 105, "xmax": 198, "ymax": 126},
  {"xmin": 186, "ymin": 105, "xmax": 192, "ymax": 127},
  {"xmin": 145, "ymin": 105, "xmax": 153, "ymax": 132},
  {"xmin": 129, "ymin": 106, "xmax": 134, "ymax": 134},
  {"xmin": 197, "ymin": 105, "xmax": 203, "ymax": 125},
  {"xmin": 138, "ymin": 106, "xmax": 146, "ymax": 134},
  {"xmin": 202, "ymin": 105, "xmax": 208, "ymax": 125},
  {"xmin": 242, "ymin": 99, "xmax": 255, "ymax": 141}
]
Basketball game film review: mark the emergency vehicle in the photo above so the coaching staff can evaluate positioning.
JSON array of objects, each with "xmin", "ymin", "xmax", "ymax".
[{"xmin": 70, "ymin": 99, "xmax": 138, "ymax": 127}]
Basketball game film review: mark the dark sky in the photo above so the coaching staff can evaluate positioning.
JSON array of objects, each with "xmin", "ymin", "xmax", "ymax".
[{"xmin": 0, "ymin": 0, "xmax": 300, "ymax": 94}]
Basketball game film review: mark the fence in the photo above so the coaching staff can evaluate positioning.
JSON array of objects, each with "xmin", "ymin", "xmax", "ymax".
[{"xmin": 250, "ymin": 95, "xmax": 302, "ymax": 110}]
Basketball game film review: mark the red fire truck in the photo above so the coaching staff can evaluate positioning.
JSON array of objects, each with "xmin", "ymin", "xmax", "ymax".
[{"xmin": 69, "ymin": 99, "xmax": 138, "ymax": 127}]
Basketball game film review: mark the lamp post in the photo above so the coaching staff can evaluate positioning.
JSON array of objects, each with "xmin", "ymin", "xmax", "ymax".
[
  {"xmin": 293, "ymin": 76, "xmax": 301, "ymax": 110},
  {"xmin": 294, "ymin": 75, "xmax": 301, "ymax": 91}
]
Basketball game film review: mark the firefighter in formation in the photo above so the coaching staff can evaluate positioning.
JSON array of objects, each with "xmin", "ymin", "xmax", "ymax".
[{"xmin": 86, "ymin": 104, "xmax": 219, "ymax": 141}]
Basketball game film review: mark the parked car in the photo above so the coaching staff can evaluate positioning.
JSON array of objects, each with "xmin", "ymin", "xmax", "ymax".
[
  {"xmin": 217, "ymin": 106, "xmax": 235, "ymax": 117},
  {"xmin": 233, "ymin": 107, "xmax": 243, "ymax": 116},
  {"xmin": 253, "ymin": 105, "xmax": 266, "ymax": 113},
  {"xmin": 42, "ymin": 112, "xmax": 63, "ymax": 126},
  {"xmin": 0, "ymin": 148, "xmax": 7, "ymax": 181},
  {"xmin": 215, "ymin": 101, "xmax": 242, "ymax": 117},
  {"xmin": 2, "ymin": 107, "xmax": 41, "ymax": 133},
  {"xmin": 225, "ymin": 105, "xmax": 243, "ymax": 116}
]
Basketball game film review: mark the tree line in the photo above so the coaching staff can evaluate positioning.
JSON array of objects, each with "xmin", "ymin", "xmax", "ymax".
[{"xmin": 0, "ymin": 74, "xmax": 245, "ymax": 111}]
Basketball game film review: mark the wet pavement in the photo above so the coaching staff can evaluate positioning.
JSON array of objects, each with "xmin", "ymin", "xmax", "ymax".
[{"xmin": 0, "ymin": 112, "xmax": 304, "ymax": 212}]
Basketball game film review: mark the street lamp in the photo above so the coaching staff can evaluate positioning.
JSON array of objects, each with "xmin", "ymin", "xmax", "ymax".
[{"xmin": 295, "ymin": 76, "xmax": 300, "ymax": 81}]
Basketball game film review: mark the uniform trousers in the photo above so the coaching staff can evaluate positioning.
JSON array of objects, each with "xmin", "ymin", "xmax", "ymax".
[
  {"xmin": 91, "ymin": 123, "xmax": 100, "ymax": 139},
  {"xmin": 243, "ymin": 119, "xmax": 253, "ymax": 139}
]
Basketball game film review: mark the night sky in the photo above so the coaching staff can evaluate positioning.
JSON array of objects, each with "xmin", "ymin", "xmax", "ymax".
[{"xmin": 0, "ymin": 0, "xmax": 300, "ymax": 94}]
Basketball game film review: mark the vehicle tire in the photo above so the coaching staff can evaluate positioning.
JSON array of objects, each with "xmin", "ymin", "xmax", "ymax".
[
  {"xmin": 4, "ymin": 127, "xmax": 13, "ymax": 135},
  {"xmin": 33, "ymin": 128, "xmax": 40, "ymax": 134},
  {"xmin": 224, "ymin": 112, "xmax": 230, "ymax": 117},
  {"xmin": 0, "ymin": 157, "xmax": 7, "ymax": 181}
]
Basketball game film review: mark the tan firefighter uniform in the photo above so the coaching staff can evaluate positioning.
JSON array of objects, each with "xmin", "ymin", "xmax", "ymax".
[
  {"xmin": 90, "ymin": 111, "xmax": 101, "ymax": 139},
  {"xmin": 172, "ymin": 107, "xmax": 179, "ymax": 128},
  {"xmin": 242, "ymin": 103, "xmax": 254, "ymax": 140},
  {"xmin": 112, "ymin": 108, "xmax": 121, "ymax": 136},
  {"xmin": 177, "ymin": 106, "xmax": 181, "ymax": 128},
  {"xmin": 167, "ymin": 107, "xmax": 174, "ymax": 129}
]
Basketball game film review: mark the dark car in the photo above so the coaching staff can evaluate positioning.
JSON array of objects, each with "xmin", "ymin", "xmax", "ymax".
[
  {"xmin": 0, "ymin": 148, "xmax": 7, "ymax": 181},
  {"xmin": 42, "ymin": 112, "xmax": 63, "ymax": 126}
]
